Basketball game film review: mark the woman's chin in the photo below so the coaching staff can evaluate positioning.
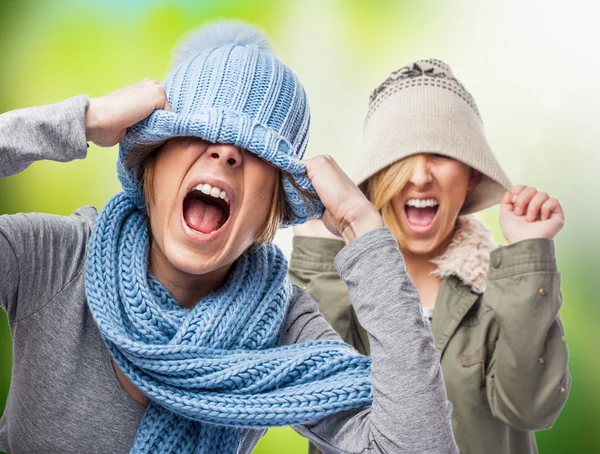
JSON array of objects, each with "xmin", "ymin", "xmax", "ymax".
[
  {"xmin": 402, "ymin": 225, "xmax": 455, "ymax": 259},
  {"xmin": 402, "ymin": 238, "xmax": 442, "ymax": 257},
  {"xmin": 175, "ymin": 255, "xmax": 231, "ymax": 279},
  {"xmin": 160, "ymin": 236, "xmax": 227, "ymax": 276}
]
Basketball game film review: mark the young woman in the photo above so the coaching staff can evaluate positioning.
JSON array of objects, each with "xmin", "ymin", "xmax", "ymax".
[
  {"xmin": 0, "ymin": 25, "xmax": 457, "ymax": 454},
  {"xmin": 292, "ymin": 59, "xmax": 570, "ymax": 454}
]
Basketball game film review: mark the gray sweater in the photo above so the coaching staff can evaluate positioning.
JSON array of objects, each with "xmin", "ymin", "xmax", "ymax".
[{"xmin": 0, "ymin": 96, "xmax": 457, "ymax": 454}]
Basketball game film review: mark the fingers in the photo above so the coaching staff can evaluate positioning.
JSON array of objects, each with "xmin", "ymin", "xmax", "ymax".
[
  {"xmin": 140, "ymin": 78, "xmax": 159, "ymax": 86},
  {"xmin": 302, "ymin": 155, "xmax": 349, "ymax": 190},
  {"xmin": 508, "ymin": 185, "xmax": 565, "ymax": 224},
  {"xmin": 540, "ymin": 197, "xmax": 563, "ymax": 221},
  {"xmin": 145, "ymin": 80, "xmax": 172, "ymax": 112},
  {"xmin": 501, "ymin": 191, "xmax": 514, "ymax": 211},
  {"xmin": 86, "ymin": 79, "xmax": 172, "ymax": 147},
  {"xmin": 509, "ymin": 185, "xmax": 528, "ymax": 202},
  {"xmin": 525, "ymin": 191, "xmax": 550, "ymax": 221},
  {"xmin": 121, "ymin": 79, "xmax": 171, "ymax": 112},
  {"xmin": 302, "ymin": 154, "xmax": 339, "ymax": 175},
  {"xmin": 512, "ymin": 186, "xmax": 537, "ymax": 216}
]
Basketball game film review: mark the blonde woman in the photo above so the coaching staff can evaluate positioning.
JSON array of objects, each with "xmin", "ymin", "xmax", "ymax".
[{"xmin": 292, "ymin": 59, "xmax": 570, "ymax": 454}]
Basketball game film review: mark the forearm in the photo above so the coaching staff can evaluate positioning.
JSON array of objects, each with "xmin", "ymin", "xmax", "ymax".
[
  {"xmin": 289, "ymin": 235, "xmax": 370, "ymax": 354},
  {"xmin": 291, "ymin": 228, "xmax": 457, "ymax": 453},
  {"xmin": 0, "ymin": 95, "xmax": 89, "ymax": 177},
  {"xmin": 485, "ymin": 238, "xmax": 570, "ymax": 429},
  {"xmin": 336, "ymin": 227, "xmax": 455, "ymax": 451}
]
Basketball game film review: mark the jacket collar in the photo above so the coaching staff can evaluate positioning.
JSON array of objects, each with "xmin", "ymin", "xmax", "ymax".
[
  {"xmin": 427, "ymin": 216, "xmax": 498, "ymax": 355},
  {"xmin": 429, "ymin": 215, "xmax": 497, "ymax": 294}
]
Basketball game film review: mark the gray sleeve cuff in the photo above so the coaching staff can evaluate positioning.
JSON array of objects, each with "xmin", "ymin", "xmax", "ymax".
[{"xmin": 56, "ymin": 94, "xmax": 90, "ymax": 160}]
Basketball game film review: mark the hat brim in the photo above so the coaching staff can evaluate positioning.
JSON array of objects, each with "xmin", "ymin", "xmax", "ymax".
[
  {"xmin": 118, "ymin": 108, "xmax": 324, "ymax": 226},
  {"xmin": 356, "ymin": 150, "xmax": 510, "ymax": 215},
  {"xmin": 355, "ymin": 89, "xmax": 513, "ymax": 214}
]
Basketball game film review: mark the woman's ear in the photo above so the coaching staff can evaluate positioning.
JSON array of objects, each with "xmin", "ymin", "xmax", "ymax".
[{"xmin": 467, "ymin": 169, "xmax": 481, "ymax": 190}]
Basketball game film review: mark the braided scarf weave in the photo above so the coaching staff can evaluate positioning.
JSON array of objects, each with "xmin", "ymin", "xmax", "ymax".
[{"xmin": 85, "ymin": 193, "xmax": 373, "ymax": 453}]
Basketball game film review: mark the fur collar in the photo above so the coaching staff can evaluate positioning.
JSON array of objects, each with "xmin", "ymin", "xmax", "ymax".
[{"xmin": 429, "ymin": 216, "xmax": 498, "ymax": 294}]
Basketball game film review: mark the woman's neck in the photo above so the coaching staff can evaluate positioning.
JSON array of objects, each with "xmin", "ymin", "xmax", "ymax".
[
  {"xmin": 148, "ymin": 241, "xmax": 231, "ymax": 309},
  {"xmin": 401, "ymin": 229, "xmax": 455, "ymax": 308}
]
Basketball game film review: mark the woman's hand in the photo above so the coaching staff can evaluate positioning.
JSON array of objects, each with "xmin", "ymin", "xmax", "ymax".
[
  {"xmin": 85, "ymin": 79, "xmax": 172, "ymax": 147},
  {"xmin": 303, "ymin": 155, "xmax": 384, "ymax": 243},
  {"xmin": 499, "ymin": 185, "xmax": 565, "ymax": 244}
]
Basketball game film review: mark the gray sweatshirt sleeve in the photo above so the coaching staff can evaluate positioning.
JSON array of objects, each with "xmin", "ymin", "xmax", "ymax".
[
  {"xmin": 283, "ymin": 228, "xmax": 458, "ymax": 454},
  {"xmin": 0, "ymin": 95, "xmax": 89, "ymax": 177},
  {"xmin": 0, "ymin": 95, "xmax": 93, "ymax": 320}
]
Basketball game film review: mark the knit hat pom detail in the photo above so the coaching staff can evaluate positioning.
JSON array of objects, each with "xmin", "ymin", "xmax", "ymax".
[{"xmin": 172, "ymin": 20, "xmax": 272, "ymax": 67}]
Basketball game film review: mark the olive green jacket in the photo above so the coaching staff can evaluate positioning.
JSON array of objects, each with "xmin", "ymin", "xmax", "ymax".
[{"xmin": 289, "ymin": 216, "xmax": 570, "ymax": 454}]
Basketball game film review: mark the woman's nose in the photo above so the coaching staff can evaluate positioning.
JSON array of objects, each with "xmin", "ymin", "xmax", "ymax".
[
  {"xmin": 208, "ymin": 144, "xmax": 242, "ymax": 168},
  {"xmin": 409, "ymin": 157, "xmax": 433, "ymax": 188}
]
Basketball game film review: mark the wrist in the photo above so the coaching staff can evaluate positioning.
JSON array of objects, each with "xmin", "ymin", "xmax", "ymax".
[
  {"xmin": 506, "ymin": 233, "xmax": 555, "ymax": 245},
  {"xmin": 340, "ymin": 207, "xmax": 384, "ymax": 243},
  {"xmin": 84, "ymin": 98, "xmax": 102, "ymax": 143}
]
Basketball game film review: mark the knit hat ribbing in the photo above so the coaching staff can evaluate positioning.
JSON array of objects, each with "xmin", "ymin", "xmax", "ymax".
[
  {"xmin": 118, "ymin": 21, "xmax": 324, "ymax": 226},
  {"xmin": 356, "ymin": 59, "xmax": 512, "ymax": 214}
]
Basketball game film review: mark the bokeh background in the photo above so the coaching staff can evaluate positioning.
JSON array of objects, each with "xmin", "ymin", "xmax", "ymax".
[{"xmin": 0, "ymin": 0, "xmax": 598, "ymax": 452}]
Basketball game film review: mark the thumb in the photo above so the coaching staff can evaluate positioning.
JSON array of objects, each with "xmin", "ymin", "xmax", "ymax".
[
  {"xmin": 500, "ymin": 191, "xmax": 513, "ymax": 212},
  {"xmin": 160, "ymin": 99, "xmax": 173, "ymax": 113}
]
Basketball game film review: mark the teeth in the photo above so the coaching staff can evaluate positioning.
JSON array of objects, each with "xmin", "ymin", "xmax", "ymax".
[
  {"xmin": 406, "ymin": 198, "xmax": 438, "ymax": 208},
  {"xmin": 193, "ymin": 183, "xmax": 229, "ymax": 204}
]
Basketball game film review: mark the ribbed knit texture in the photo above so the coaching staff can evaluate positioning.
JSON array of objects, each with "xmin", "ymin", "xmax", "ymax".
[
  {"xmin": 357, "ymin": 59, "xmax": 512, "ymax": 214},
  {"xmin": 85, "ymin": 192, "xmax": 373, "ymax": 454},
  {"xmin": 118, "ymin": 22, "xmax": 324, "ymax": 226}
]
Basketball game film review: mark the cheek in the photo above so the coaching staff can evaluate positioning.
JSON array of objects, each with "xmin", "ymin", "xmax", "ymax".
[
  {"xmin": 147, "ymin": 174, "xmax": 181, "ymax": 247},
  {"xmin": 438, "ymin": 165, "xmax": 471, "ymax": 206},
  {"xmin": 390, "ymin": 195, "xmax": 405, "ymax": 219},
  {"xmin": 240, "ymin": 166, "xmax": 277, "ymax": 231}
]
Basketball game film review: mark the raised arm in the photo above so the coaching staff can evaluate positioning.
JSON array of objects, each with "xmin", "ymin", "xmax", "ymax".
[
  {"xmin": 0, "ymin": 80, "xmax": 171, "ymax": 319},
  {"xmin": 289, "ymin": 221, "xmax": 370, "ymax": 355},
  {"xmin": 285, "ymin": 155, "xmax": 457, "ymax": 453},
  {"xmin": 484, "ymin": 238, "xmax": 570, "ymax": 430},
  {"xmin": 0, "ymin": 95, "xmax": 88, "ymax": 177},
  {"xmin": 0, "ymin": 78, "xmax": 171, "ymax": 178},
  {"xmin": 483, "ymin": 186, "xmax": 570, "ymax": 429}
]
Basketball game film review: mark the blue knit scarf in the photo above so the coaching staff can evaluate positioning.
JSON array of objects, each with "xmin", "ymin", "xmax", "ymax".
[{"xmin": 85, "ymin": 193, "xmax": 373, "ymax": 453}]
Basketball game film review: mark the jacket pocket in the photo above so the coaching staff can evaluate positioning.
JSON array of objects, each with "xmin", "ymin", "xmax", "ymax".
[{"xmin": 460, "ymin": 343, "xmax": 497, "ymax": 387}]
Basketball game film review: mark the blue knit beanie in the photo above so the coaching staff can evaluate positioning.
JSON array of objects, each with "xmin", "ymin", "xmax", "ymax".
[{"xmin": 117, "ymin": 20, "xmax": 324, "ymax": 226}]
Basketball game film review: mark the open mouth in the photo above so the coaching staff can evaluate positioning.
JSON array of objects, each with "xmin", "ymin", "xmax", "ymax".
[
  {"xmin": 183, "ymin": 183, "xmax": 231, "ymax": 234},
  {"xmin": 404, "ymin": 198, "xmax": 439, "ymax": 228}
]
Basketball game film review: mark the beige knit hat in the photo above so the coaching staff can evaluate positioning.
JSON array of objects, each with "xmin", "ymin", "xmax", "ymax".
[{"xmin": 356, "ymin": 59, "xmax": 512, "ymax": 214}]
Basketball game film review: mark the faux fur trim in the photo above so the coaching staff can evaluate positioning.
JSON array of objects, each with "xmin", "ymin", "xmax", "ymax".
[{"xmin": 429, "ymin": 215, "xmax": 497, "ymax": 294}]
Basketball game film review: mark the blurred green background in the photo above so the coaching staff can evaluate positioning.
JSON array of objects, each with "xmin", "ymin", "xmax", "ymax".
[{"xmin": 0, "ymin": 0, "xmax": 598, "ymax": 452}]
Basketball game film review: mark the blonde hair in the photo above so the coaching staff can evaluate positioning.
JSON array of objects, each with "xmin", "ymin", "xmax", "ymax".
[
  {"xmin": 124, "ymin": 144, "xmax": 315, "ymax": 251},
  {"xmin": 365, "ymin": 154, "xmax": 423, "ymax": 249}
]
